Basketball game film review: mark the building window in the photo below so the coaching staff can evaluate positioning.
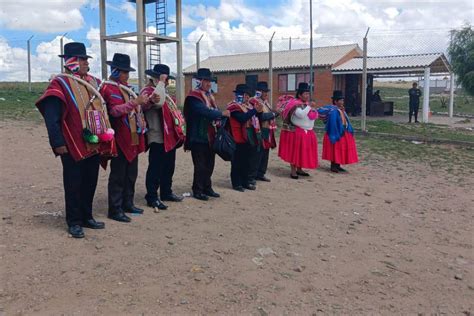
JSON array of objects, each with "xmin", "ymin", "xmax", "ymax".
[{"xmin": 278, "ymin": 73, "xmax": 311, "ymax": 92}]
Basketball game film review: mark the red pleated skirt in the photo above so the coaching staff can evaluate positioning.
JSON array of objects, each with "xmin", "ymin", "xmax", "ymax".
[
  {"xmin": 322, "ymin": 132, "xmax": 359, "ymax": 165},
  {"xmin": 278, "ymin": 127, "xmax": 318, "ymax": 169}
]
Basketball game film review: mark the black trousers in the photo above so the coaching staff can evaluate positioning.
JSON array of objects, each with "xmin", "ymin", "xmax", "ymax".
[
  {"xmin": 145, "ymin": 143, "xmax": 176, "ymax": 202},
  {"xmin": 60, "ymin": 154, "xmax": 100, "ymax": 227},
  {"xmin": 409, "ymin": 103, "xmax": 420, "ymax": 122},
  {"xmin": 257, "ymin": 148, "xmax": 270, "ymax": 178},
  {"xmin": 108, "ymin": 148, "xmax": 138, "ymax": 215},
  {"xmin": 231, "ymin": 143, "xmax": 255, "ymax": 188},
  {"xmin": 190, "ymin": 143, "xmax": 215, "ymax": 195},
  {"xmin": 246, "ymin": 144, "xmax": 261, "ymax": 184}
]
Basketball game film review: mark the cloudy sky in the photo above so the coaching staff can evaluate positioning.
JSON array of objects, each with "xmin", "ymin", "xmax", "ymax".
[{"xmin": 0, "ymin": 0, "xmax": 472, "ymax": 81}]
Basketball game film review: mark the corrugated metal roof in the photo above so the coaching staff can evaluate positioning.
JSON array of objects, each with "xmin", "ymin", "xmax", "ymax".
[
  {"xmin": 332, "ymin": 53, "xmax": 450, "ymax": 73},
  {"xmin": 183, "ymin": 44, "xmax": 361, "ymax": 74}
]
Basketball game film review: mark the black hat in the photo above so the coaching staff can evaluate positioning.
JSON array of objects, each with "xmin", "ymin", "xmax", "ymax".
[
  {"xmin": 233, "ymin": 83, "xmax": 251, "ymax": 95},
  {"xmin": 58, "ymin": 42, "xmax": 92, "ymax": 59},
  {"xmin": 331, "ymin": 90, "xmax": 344, "ymax": 100},
  {"xmin": 194, "ymin": 68, "xmax": 213, "ymax": 81},
  {"xmin": 297, "ymin": 82, "xmax": 310, "ymax": 93},
  {"xmin": 256, "ymin": 81, "xmax": 270, "ymax": 92},
  {"xmin": 106, "ymin": 53, "xmax": 136, "ymax": 72},
  {"xmin": 145, "ymin": 64, "xmax": 175, "ymax": 80}
]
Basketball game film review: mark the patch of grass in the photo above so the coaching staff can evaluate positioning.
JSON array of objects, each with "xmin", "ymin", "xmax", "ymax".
[
  {"xmin": 0, "ymin": 82, "xmax": 46, "ymax": 121},
  {"xmin": 357, "ymin": 136, "xmax": 474, "ymax": 177},
  {"xmin": 350, "ymin": 118, "xmax": 474, "ymax": 143},
  {"xmin": 373, "ymin": 85, "xmax": 474, "ymax": 115}
]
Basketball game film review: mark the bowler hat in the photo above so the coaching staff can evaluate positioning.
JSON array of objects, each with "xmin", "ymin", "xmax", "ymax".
[
  {"xmin": 194, "ymin": 68, "xmax": 214, "ymax": 81},
  {"xmin": 58, "ymin": 42, "xmax": 92, "ymax": 59},
  {"xmin": 297, "ymin": 82, "xmax": 310, "ymax": 93},
  {"xmin": 233, "ymin": 84, "xmax": 251, "ymax": 95},
  {"xmin": 256, "ymin": 81, "xmax": 270, "ymax": 92},
  {"xmin": 331, "ymin": 90, "xmax": 344, "ymax": 100},
  {"xmin": 145, "ymin": 64, "xmax": 175, "ymax": 79},
  {"xmin": 106, "ymin": 53, "xmax": 136, "ymax": 72}
]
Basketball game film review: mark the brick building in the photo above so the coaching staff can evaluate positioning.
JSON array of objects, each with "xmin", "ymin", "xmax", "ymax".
[{"xmin": 183, "ymin": 44, "xmax": 362, "ymax": 108}]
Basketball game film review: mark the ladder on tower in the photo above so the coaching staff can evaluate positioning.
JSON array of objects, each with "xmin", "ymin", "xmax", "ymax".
[{"xmin": 148, "ymin": 0, "xmax": 167, "ymax": 67}]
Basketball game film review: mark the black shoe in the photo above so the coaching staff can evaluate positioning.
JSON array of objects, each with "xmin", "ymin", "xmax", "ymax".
[
  {"xmin": 161, "ymin": 193, "xmax": 184, "ymax": 202},
  {"xmin": 193, "ymin": 193, "xmax": 209, "ymax": 201},
  {"xmin": 68, "ymin": 224, "xmax": 85, "ymax": 238},
  {"xmin": 147, "ymin": 200, "xmax": 168, "ymax": 210},
  {"xmin": 233, "ymin": 186, "xmax": 245, "ymax": 192},
  {"xmin": 296, "ymin": 170, "xmax": 310, "ymax": 176},
  {"xmin": 249, "ymin": 180, "xmax": 257, "ymax": 186},
  {"xmin": 330, "ymin": 167, "xmax": 339, "ymax": 173},
  {"xmin": 337, "ymin": 166, "xmax": 347, "ymax": 172},
  {"xmin": 415, "ymin": 120, "xmax": 420, "ymax": 123},
  {"xmin": 204, "ymin": 189, "xmax": 220, "ymax": 198},
  {"xmin": 290, "ymin": 174, "xmax": 299, "ymax": 179},
  {"xmin": 243, "ymin": 184, "xmax": 256, "ymax": 190},
  {"xmin": 82, "ymin": 218, "xmax": 105, "ymax": 229},
  {"xmin": 123, "ymin": 206, "xmax": 144, "ymax": 214},
  {"xmin": 108, "ymin": 212, "xmax": 132, "ymax": 223},
  {"xmin": 256, "ymin": 176, "xmax": 271, "ymax": 182}
]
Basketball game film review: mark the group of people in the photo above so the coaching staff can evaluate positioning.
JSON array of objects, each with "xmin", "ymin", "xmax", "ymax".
[{"xmin": 36, "ymin": 42, "xmax": 359, "ymax": 238}]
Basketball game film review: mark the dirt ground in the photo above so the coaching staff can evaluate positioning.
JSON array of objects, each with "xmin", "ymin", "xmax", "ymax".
[{"xmin": 0, "ymin": 120, "xmax": 473, "ymax": 315}]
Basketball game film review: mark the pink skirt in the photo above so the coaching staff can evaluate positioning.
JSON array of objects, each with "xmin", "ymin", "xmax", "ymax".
[
  {"xmin": 322, "ymin": 132, "xmax": 359, "ymax": 165},
  {"xmin": 278, "ymin": 127, "xmax": 318, "ymax": 169}
]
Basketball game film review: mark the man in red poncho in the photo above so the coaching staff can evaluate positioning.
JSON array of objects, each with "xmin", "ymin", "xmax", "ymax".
[
  {"xmin": 36, "ymin": 42, "xmax": 115, "ymax": 238},
  {"xmin": 141, "ymin": 64, "xmax": 186, "ymax": 210},
  {"xmin": 100, "ymin": 53, "xmax": 150, "ymax": 223}
]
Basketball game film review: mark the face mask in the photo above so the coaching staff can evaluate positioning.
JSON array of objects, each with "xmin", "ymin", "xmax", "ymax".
[{"xmin": 236, "ymin": 94, "xmax": 244, "ymax": 104}]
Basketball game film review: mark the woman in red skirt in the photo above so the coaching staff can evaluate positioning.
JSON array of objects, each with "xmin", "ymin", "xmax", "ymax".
[
  {"xmin": 278, "ymin": 82, "xmax": 319, "ymax": 179},
  {"xmin": 318, "ymin": 90, "xmax": 359, "ymax": 173}
]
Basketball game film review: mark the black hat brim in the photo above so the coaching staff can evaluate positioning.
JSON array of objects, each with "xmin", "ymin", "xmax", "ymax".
[
  {"xmin": 145, "ymin": 69, "xmax": 175, "ymax": 80},
  {"xmin": 106, "ymin": 61, "xmax": 136, "ymax": 72},
  {"xmin": 194, "ymin": 74, "xmax": 215, "ymax": 82},
  {"xmin": 58, "ymin": 54, "xmax": 92, "ymax": 59},
  {"xmin": 257, "ymin": 88, "xmax": 270, "ymax": 92}
]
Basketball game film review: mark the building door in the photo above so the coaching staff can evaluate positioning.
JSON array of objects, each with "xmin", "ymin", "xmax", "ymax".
[{"xmin": 245, "ymin": 75, "xmax": 258, "ymax": 96}]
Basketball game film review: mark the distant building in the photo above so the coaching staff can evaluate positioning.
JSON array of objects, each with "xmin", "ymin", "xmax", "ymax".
[{"xmin": 183, "ymin": 44, "xmax": 362, "ymax": 107}]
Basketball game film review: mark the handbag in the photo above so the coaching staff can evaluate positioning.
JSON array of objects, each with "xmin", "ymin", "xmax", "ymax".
[{"xmin": 212, "ymin": 118, "xmax": 236, "ymax": 161}]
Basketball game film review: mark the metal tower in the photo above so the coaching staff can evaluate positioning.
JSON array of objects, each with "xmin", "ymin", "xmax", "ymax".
[{"xmin": 148, "ymin": 0, "xmax": 168, "ymax": 67}]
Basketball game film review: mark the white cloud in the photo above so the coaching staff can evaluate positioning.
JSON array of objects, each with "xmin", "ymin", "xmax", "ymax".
[
  {"xmin": 1, "ymin": 0, "xmax": 472, "ymax": 81},
  {"xmin": 0, "ymin": 0, "xmax": 87, "ymax": 33},
  {"xmin": 120, "ymin": 1, "xmax": 136, "ymax": 21}
]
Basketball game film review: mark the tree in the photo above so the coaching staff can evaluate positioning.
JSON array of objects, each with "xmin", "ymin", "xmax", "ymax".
[{"xmin": 448, "ymin": 24, "xmax": 474, "ymax": 95}]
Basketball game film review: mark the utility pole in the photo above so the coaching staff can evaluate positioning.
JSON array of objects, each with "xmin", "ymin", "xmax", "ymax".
[
  {"xmin": 289, "ymin": 36, "xmax": 292, "ymax": 50},
  {"xmin": 269, "ymin": 31, "xmax": 276, "ymax": 106},
  {"xmin": 60, "ymin": 32, "xmax": 68, "ymax": 73},
  {"xmin": 309, "ymin": 0, "xmax": 314, "ymax": 99},
  {"xmin": 99, "ymin": 0, "xmax": 107, "ymax": 79},
  {"xmin": 27, "ymin": 35, "xmax": 34, "ymax": 92},
  {"xmin": 361, "ymin": 27, "xmax": 370, "ymax": 132},
  {"xmin": 196, "ymin": 34, "xmax": 204, "ymax": 70}
]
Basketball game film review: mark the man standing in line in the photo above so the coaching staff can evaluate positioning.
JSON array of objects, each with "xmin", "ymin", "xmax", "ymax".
[
  {"xmin": 408, "ymin": 82, "xmax": 422, "ymax": 123},
  {"xmin": 141, "ymin": 64, "xmax": 185, "ymax": 211},
  {"xmin": 183, "ymin": 68, "xmax": 230, "ymax": 201},
  {"xmin": 35, "ymin": 42, "xmax": 115, "ymax": 238}
]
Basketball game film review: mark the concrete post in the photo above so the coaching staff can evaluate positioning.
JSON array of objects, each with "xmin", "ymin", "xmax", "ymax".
[
  {"xmin": 99, "ymin": 0, "xmax": 107, "ymax": 79},
  {"xmin": 136, "ymin": 0, "xmax": 146, "ymax": 90},
  {"xmin": 60, "ymin": 33, "xmax": 67, "ymax": 73},
  {"xmin": 176, "ymin": 0, "xmax": 184, "ymax": 106},
  {"xmin": 361, "ymin": 28, "xmax": 370, "ymax": 132},
  {"xmin": 196, "ymin": 34, "xmax": 204, "ymax": 71},
  {"xmin": 27, "ymin": 35, "xmax": 33, "ymax": 92},
  {"xmin": 422, "ymin": 66, "xmax": 431, "ymax": 123},
  {"xmin": 269, "ymin": 32, "xmax": 275, "ymax": 106},
  {"xmin": 449, "ymin": 73, "xmax": 454, "ymax": 118}
]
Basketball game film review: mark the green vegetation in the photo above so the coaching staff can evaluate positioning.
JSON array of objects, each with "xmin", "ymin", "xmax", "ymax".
[
  {"xmin": 0, "ymin": 82, "xmax": 46, "ymax": 121},
  {"xmin": 357, "ymin": 136, "xmax": 474, "ymax": 176},
  {"xmin": 373, "ymin": 84, "xmax": 474, "ymax": 115},
  {"xmin": 448, "ymin": 24, "xmax": 474, "ymax": 96},
  {"xmin": 350, "ymin": 118, "xmax": 474, "ymax": 143}
]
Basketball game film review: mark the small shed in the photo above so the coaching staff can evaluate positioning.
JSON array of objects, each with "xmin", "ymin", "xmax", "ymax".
[{"xmin": 332, "ymin": 53, "xmax": 454, "ymax": 121}]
